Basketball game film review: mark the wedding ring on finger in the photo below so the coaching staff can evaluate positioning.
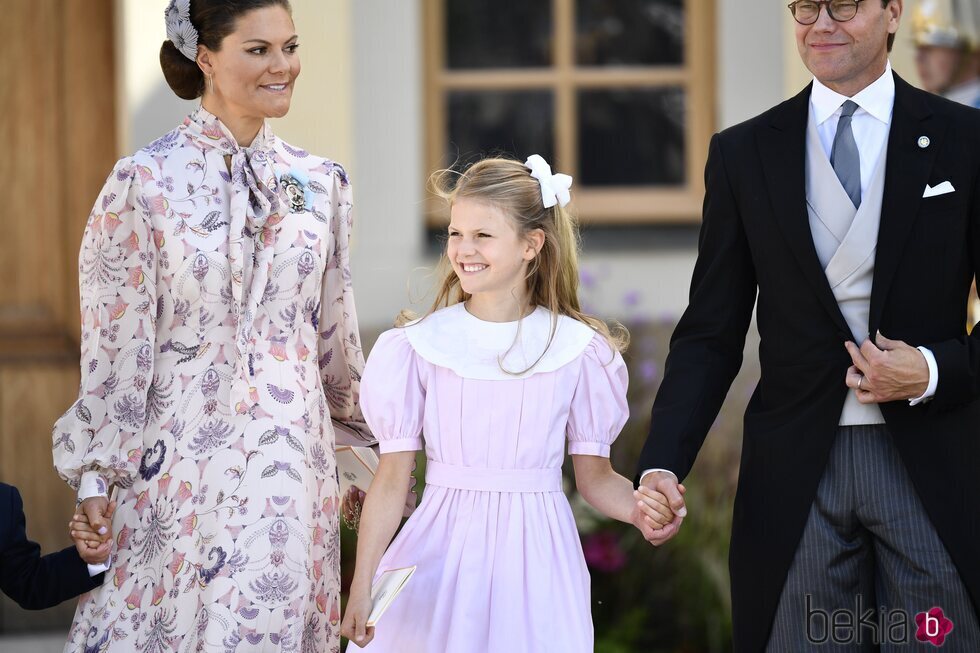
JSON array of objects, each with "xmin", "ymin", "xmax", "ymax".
[{"xmin": 858, "ymin": 376, "xmax": 864, "ymax": 390}]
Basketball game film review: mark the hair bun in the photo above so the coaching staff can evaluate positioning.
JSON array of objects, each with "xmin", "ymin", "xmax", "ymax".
[{"xmin": 160, "ymin": 39, "xmax": 204, "ymax": 100}]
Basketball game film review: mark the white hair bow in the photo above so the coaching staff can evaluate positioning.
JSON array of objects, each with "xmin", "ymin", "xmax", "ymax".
[{"xmin": 524, "ymin": 154, "xmax": 573, "ymax": 209}]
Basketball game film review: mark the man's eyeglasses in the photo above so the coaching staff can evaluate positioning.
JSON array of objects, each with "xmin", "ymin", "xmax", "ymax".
[{"xmin": 788, "ymin": 0, "xmax": 867, "ymax": 25}]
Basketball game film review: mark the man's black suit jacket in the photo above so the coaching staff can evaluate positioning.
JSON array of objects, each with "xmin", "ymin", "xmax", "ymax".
[
  {"xmin": 637, "ymin": 73, "xmax": 980, "ymax": 652},
  {"xmin": 0, "ymin": 482, "xmax": 103, "ymax": 610}
]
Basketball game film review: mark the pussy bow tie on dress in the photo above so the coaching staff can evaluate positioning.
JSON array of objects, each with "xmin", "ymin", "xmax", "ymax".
[{"xmin": 184, "ymin": 107, "xmax": 286, "ymax": 412}]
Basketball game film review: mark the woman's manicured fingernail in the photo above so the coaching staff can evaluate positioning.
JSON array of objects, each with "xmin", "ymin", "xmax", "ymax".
[{"xmin": 98, "ymin": 526, "xmax": 108, "ymax": 535}]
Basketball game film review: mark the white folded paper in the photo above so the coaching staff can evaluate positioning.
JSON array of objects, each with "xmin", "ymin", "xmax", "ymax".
[
  {"xmin": 368, "ymin": 566, "xmax": 417, "ymax": 627},
  {"xmin": 336, "ymin": 445, "xmax": 379, "ymax": 496}
]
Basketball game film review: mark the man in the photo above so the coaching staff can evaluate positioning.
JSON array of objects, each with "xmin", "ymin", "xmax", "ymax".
[
  {"xmin": 912, "ymin": 0, "xmax": 980, "ymax": 109},
  {"xmin": 633, "ymin": 1, "xmax": 980, "ymax": 650},
  {"xmin": 0, "ymin": 482, "xmax": 108, "ymax": 610}
]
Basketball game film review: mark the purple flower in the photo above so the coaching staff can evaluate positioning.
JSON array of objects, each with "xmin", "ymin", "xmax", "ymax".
[
  {"xmin": 639, "ymin": 360, "xmax": 659, "ymax": 383},
  {"xmin": 582, "ymin": 531, "xmax": 627, "ymax": 573}
]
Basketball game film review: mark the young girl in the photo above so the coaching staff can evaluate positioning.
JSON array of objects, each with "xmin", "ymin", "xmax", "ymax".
[{"xmin": 340, "ymin": 155, "xmax": 674, "ymax": 651}]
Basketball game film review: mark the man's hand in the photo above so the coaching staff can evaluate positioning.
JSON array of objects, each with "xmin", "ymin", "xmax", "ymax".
[
  {"xmin": 633, "ymin": 471, "xmax": 687, "ymax": 546},
  {"xmin": 845, "ymin": 332, "xmax": 929, "ymax": 404}
]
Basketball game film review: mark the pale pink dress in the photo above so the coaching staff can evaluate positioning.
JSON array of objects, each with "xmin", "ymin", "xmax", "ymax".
[{"xmin": 358, "ymin": 303, "xmax": 628, "ymax": 653}]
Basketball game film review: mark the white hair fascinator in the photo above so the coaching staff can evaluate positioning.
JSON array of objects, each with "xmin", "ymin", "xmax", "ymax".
[
  {"xmin": 524, "ymin": 154, "xmax": 573, "ymax": 209},
  {"xmin": 165, "ymin": 0, "xmax": 199, "ymax": 62}
]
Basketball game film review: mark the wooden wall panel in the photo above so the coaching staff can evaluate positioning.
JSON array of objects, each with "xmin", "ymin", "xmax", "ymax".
[
  {"xmin": 0, "ymin": 0, "xmax": 117, "ymax": 635},
  {"xmin": 0, "ymin": 1, "xmax": 66, "ymax": 355},
  {"xmin": 63, "ymin": 0, "xmax": 122, "ymax": 341},
  {"xmin": 0, "ymin": 368, "xmax": 80, "ymax": 547}
]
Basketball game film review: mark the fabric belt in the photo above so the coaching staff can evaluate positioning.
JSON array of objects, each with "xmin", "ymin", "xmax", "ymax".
[{"xmin": 425, "ymin": 461, "xmax": 562, "ymax": 493}]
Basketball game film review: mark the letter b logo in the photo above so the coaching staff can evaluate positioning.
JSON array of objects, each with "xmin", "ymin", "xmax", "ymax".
[{"xmin": 915, "ymin": 607, "xmax": 954, "ymax": 647}]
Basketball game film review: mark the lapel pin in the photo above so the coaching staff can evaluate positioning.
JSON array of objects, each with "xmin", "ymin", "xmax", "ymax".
[{"xmin": 918, "ymin": 136, "xmax": 931, "ymax": 149}]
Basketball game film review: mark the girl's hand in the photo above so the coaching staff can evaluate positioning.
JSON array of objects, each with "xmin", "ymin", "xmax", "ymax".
[
  {"xmin": 340, "ymin": 588, "xmax": 376, "ymax": 647},
  {"xmin": 633, "ymin": 487, "xmax": 674, "ymax": 527}
]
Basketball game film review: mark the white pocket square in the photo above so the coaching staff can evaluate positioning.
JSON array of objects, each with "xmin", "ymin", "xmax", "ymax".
[{"xmin": 923, "ymin": 181, "xmax": 955, "ymax": 198}]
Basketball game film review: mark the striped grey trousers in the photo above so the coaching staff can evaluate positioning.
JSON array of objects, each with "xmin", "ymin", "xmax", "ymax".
[{"xmin": 766, "ymin": 425, "xmax": 979, "ymax": 652}]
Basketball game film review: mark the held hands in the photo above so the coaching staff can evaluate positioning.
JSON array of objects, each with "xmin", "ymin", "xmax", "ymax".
[
  {"xmin": 845, "ymin": 332, "xmax": 929, "ymax": 404},
  {"xmin": 69, "ymin": 498, "xmax": 117, "ymax": 565},
  {"xmin": 633, "ymin": 487, "xmax": 674, "ymax": 528},
  {"xmin": 633, "ymin": 472, "xmax": 687, "ymax": 546},
  {"xmin": 340, "ymin": 587, "xmax": 376, "ymax": 647}
]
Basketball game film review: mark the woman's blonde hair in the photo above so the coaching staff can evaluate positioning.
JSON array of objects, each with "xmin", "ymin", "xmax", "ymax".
[{"xmin": 399, "ymin": 156, "xmax": 628, "ymax": 372}]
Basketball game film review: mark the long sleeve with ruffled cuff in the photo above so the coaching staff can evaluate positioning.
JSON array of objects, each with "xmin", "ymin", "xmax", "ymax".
[
  {"xmin": 53, "ymin": 158, "xmax": 156, "ymax": 500},
  {"xmin": 317, "ymin": 166, "xmax": 373, "ymax": 447}
]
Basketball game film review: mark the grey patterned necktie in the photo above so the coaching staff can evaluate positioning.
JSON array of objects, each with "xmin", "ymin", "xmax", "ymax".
[{"xmin": 830, "ymin": 100, "xmax": 862, "ymax": 209}]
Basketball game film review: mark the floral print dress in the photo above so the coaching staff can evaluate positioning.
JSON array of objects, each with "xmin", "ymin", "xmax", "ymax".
[{"xmin": 52, "ymin": 107, "xmax": 371, "ymax": 652}]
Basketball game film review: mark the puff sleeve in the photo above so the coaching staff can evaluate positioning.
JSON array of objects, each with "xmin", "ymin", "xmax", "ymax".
[
  {"xmin": 52, "ymin": 157, "xmax": 157, "ymax": 498},
  {"xmin": 360, "ymin": 329, "xmax": 426, "ymax": 454},
  {"xmin": 566, "ymin": 335, "xmax": 629, "ymax": 457}
]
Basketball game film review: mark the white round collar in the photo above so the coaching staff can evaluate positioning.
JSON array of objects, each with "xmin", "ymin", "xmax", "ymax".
[{"xmin": 403, "ymin": 303, "xmax": 597, "ymax": 380}]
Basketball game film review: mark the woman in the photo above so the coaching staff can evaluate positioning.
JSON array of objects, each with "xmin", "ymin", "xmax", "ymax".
[{"xmin": 52, "ymin": 1, "xmax": 370, "ymax": 650}]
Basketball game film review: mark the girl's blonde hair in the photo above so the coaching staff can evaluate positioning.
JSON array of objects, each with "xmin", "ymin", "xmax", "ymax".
[{"xmin": 399, "ymin": 156, "xmax": 628, "ymax": 371}]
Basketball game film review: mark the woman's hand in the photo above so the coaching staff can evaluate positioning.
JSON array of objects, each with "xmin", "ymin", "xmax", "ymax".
[
  {"xmin": 78, "ymin": 496, "xmax": 112, "ymax": 540},
  {"xmin": 340, "ymin": 587, "xmax": 376, "ymax": 647},
  {"xmin": 70, "ymin": 500, "xmax": 116, "ymax": 564},
  {"xmin": 342, "ymin": 486, "xmax": 367, "ymax": 531}
]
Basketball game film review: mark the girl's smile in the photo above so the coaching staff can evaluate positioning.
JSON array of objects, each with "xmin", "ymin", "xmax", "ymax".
[{"xmin": 446, "ymin": 197, "xmax": 543, "ymax": 323}]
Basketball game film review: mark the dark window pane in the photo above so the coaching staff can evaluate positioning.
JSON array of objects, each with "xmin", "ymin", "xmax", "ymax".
[
  {"xmin": 447, "ymin": 91, "xmax": 555, "ymax": 168},
  {"xmin": 578, "ymin": 88, "xmax": 685, "ymax": 186},
  {"xmin": 576, "ymin": 0, "xmax": 684, "ymax": 66},
  {"xmin": 447, "ymin": 0, "xmax": 552, "ymax": 69}
]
